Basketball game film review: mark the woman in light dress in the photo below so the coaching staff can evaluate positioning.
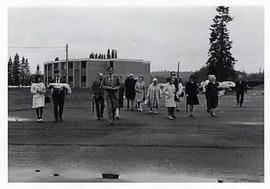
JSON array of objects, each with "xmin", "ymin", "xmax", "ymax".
[
  {"xmin": 30, "ymin": 75, "xmax": 46, "ymax": 122},
  {"xmin": 163, "ymin": 78, "xmax": 176, "ymax": 120},
  {"xmin": 175, "ymin": 78, "xmax": 184, "ymax": 112},
  {"xmin": 146, "ymin": 78, "xmax": 162, "ymax": 114},
  {"xmin": 135, "ymin": 76, "xmax": 146, "ymax": 111}
]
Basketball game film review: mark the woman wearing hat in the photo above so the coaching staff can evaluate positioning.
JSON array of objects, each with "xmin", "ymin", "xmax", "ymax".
[
  {"xmin": 146, "ymin": 78, "xmax": 162, "ymax": 114},
  {"xmin": 30, "ymin": 75, "xmax": 46, "ymax": 122},
  {"xmin": 135, "ymin": 76, "xmax": 146, "ymax": 112}
]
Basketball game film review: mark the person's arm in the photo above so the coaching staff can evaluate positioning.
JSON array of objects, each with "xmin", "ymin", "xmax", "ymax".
[
  {"xmin": 112, "ymin": 76, "xmax": 120, "ymax": 90},
  {"xmin": 30, "ymin": 84, "xmax": 36, "ymax": 94},
  {"xmin": 135, "ymin": 82, "xmax": 140, "ymax": 93},
  {"xmin": 163, "ymin": 85, "xmax": 169, "ymax": 96},
  {"xmin": 39, "ymin": 83, "xmax": 46, "ymax": 94}
]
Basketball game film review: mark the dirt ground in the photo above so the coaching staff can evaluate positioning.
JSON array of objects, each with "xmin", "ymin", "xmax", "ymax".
[{"xmin": 8, "ymin": 88, "xmax": 264, "ymax": 182}]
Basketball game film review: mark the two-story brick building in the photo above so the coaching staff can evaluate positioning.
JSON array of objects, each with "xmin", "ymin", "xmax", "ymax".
[{"xmin": 43, "ymin": 58, "xmax": 151, "ymax": 88}]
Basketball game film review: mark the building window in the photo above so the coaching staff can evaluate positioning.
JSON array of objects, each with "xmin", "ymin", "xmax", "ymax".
[
  {"xmin": 61, "ymin": 62, "xmax": 67, "ymax": 70},
  {"xmin": 68, "ymin": 76, "xmax": 73, "ymax": 82},
  {"xmin": 48, "ymin": 64, "xmax": 52, "ymax": 71},
  {"xmin": 81, "ymin": 76, "xmax": 86, "ymax": 82},
  {"xmin": 81, "ymin": 61, "xmax": 86, "ymax": 69},
  {"xmin": 68, "ymin": 61, "xmax": 73, "ymax": 69},
  {"xmin": 54, "ymin": 63, "xmax": 58, "ymax": 69}
]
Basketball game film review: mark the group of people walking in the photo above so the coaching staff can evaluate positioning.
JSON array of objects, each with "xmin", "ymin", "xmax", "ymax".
[{"xmin": 30, "ymin": 67, "xmax": 247, "ymax": 125}]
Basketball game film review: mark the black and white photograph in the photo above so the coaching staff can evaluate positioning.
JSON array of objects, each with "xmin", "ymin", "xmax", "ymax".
[{"xmin": 3, "ymin": 0, "xmax": 268, "ymax": 185}]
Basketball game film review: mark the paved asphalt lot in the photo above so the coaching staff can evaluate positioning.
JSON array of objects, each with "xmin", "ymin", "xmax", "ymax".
[{"xmin": 8, "ymin": 88, "xmax": 264, "ymax": 182}]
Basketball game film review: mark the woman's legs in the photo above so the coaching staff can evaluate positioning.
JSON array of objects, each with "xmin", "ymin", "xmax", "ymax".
[
  {"xmin": 39, "ymin": 107, "xmax": 43, "ymax": 119},
  {"xmin": 168, "ymin": 107, "xmax": 174, "ymax": 120},
  {"xmin": 116, "ymin": 107, "xmax": 120, "ymax": 119},
  {"xmin": 35, "ymin": 108, "xmax": 40, "ymax": 119},
  {"xmin": 172, "ymin": 107, "xmax": 175, "ymax": 118},
  {"xmin": 210, "ymin": 108, "xmax": 216, "ymax": 117},
  {"xmin": 189, "ymin": 105, "xmax": 194, "ymax": 117}
]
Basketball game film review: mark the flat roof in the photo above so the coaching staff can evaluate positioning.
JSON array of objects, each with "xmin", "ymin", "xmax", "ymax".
[{"xmin": 44, "ymin": 58, "xmax": 151, "ymax": 64}]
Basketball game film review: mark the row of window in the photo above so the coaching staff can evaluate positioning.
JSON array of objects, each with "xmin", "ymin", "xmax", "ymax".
[
  {"xmin": 46, "ymin": 76, "xmax": 86, "ymax": 83},
  {"xmin": 45, "ymin": 61, "xmax": 87, "ymax": 71}
]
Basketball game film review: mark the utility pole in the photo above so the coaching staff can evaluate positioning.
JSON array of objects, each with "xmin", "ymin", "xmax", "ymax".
[
  {"xmin": 65, "ymin": 43, "xmax": 68, "ymax": 82},
  {"xmin": 66, "ymin": 43, "xmax": 68, "ymax": 63},
  {"xmin": 177, "ymin": 61, "xmax": 180, "ymax": 79}
]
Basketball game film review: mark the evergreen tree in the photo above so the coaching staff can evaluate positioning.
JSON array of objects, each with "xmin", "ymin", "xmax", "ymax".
[
  {"xmin": 55, "ymin": 57, "xmax": 59, "ymax": 61},
  {"xmin": 12, "ymin": 53, "xmax": 20, "ymax": 86},
  {"xmin": 20, "ymin": 56, "xmax": 26, "ymax": 85},
  {"xmin": 24, "ymin": 58, "xmax": 31, "ymax": 85},
  {"xmin": 206, "ymin": 6, "xmax": 236, "ymax": 81},
  {"xmin": 36, "ymin": 64, "xmax": 41, "ymax": 75},
  {"xmin": 8, "ymin": 57, "xmax": 13, "ymax": 85},
  {"xmin": 107, "ymin": 49, "xmax": 111, "ymax": 59},
  {"xmin": 111, "ymin": 49, "xmax": 115, "ymax": 59}
]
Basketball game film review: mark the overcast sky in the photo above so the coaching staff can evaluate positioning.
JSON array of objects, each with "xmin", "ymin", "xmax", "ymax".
[{"xmin": 8, "ymin": 6, "xmax": 264, "ymax": 73}]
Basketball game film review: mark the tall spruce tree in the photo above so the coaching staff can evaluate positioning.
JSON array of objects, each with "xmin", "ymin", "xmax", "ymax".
[
  {"xmin": 24, "ymin": 58, "xmax": 31, "ymax": 85},
  {"xmin": 36, "ymin": 64, "xmax": 41, "ymax": 75},
  {"xmin": 206, "ymin": 6, "xmax": 236, "ymax": 81},
  {"xmin": 8, "ymin": 57, "xmax": 13, "ymax": 85},
  {"xmin": 20, "ymin": 57, "xmax": 26, "ymax": 86},
  {"xmin": 107, "ymin": 49, "xmax": 111, "ymax": 59},
  {"xmin": 12, "ymin": 53, "xmax": 20, "ymax": 86}
]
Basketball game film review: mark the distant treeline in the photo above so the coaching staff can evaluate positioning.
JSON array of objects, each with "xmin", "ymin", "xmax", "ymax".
[
  {"xmin": 89, "ymin": 49, "xmax": 118, "ymax": 59},
  {"xmin": 8, "ymin": 53, "xmax": 31, "ymax": 86}
]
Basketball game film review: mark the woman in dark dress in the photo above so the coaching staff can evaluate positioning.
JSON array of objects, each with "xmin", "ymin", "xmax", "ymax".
[
  {"xmin": 185, "ymin": 75, "xmax": 199, "ymax": 117},
  {"xmin": 116, "ymin": 75, "xmax": 124, "ymax": 120},
  {"xmin": 206, "ymin": 75, "xmax": 221, "ymax": 117}
]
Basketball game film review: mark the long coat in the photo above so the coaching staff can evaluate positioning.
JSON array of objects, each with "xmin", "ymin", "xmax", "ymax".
[
  {"xmin": 163, "ymin": 83, "xmax": 176, "ymax": 107},
  {"xmin": 206, "ymin": 82, "xmax": 220, "ymax": 109},
  {"xmin": 124, "ymin": 77, "xmax": 137, "ymax": 99},
  {"xmin": 185, "ymin": 81, "xmax": 199, "ymax": 105},
  {"xmin": 146, "ymin": 83, "xmax": 162, "ymax": 108}
]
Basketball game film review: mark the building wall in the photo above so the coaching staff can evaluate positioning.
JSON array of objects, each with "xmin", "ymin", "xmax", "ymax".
[
  {"xmin": 44, "ymin": 59, "xmax": 151, "ymax": 88},
  {"xmin": 86, "ymin": 61, "xmax": 108, "ymax": 88},
  {"xmin": 113, "ymin": 60, "xmax": 151, "ymax": 86}
]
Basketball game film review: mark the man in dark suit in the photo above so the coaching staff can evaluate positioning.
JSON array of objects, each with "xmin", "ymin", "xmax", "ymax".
[
  {"xmin": 102, "ymin": 67, "xmax": 120, "ymax": 125},
  {"xmin": 48, "ymin": 70, "xmax": 71, "ymax": 122},
  {"xmin": 124, "ymin": 74, "xmax": 136, "ymax": 111},
  {"xmin": 235, "ymin": 74, "xmax": 247, "ymax": 107},
  {"xmin": 91, "ymin": 73, "xmax": 105, "ymax": 120}
]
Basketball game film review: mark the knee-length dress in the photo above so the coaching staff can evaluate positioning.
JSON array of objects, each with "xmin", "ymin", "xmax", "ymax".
[
  {"xmin": 31, "ymin": 82, "xmax": 46, "ymax": 108},
  {"xmin": 206, "ymin": 82, "xmax": 219, "ymax": 109},
  {"xmin": 135, "ymin": 81, "xmax": 145, "ymax": 103},
  {"xmin": 185, "ymin": 81, "xmax": 199, "ymax": 105}
]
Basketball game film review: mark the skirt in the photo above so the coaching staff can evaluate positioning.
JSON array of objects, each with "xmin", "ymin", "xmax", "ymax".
[
  {"xmin": 187, "ymin": 95, "xmax": 199, "ymax": 105},
  {"xmin": 135, "ymin": 92, "xmax": 144, "ymax": 102},
  {"xmin": 32, "ymin": 94, "xmax": 45, "ymax": 108}
]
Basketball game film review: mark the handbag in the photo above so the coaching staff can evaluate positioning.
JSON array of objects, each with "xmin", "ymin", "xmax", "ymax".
[{"xmin": 45, "ymin": 96, "xmax": 51, "ymax": 103}]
